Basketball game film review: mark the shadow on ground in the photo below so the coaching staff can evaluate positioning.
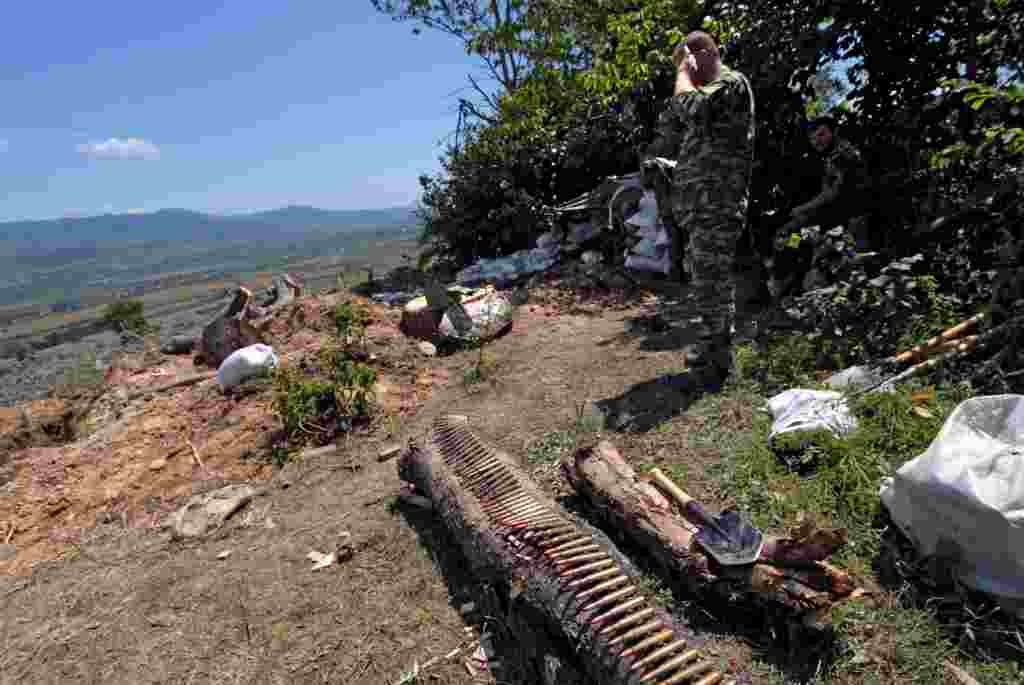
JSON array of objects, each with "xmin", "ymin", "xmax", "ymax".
[
  {"xmin": 399, "ymin": 501, "xmax": 537, "ymax": 684},
  {"xmin": 556, "ymin": 490, "xmax": 841, "ymax": 683},
  {"xmin": 595, "ymin": 370, "xmax": 722, "ymax": 433}
]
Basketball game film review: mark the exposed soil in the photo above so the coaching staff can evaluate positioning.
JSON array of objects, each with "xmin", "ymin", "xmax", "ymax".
[{"xmin": 0, "ymin": 278, "xmax": 771, "ymax": 684}]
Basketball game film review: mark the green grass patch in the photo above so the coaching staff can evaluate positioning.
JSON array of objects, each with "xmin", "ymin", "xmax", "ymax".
[
  {"xmin": 527, "ymin": 430, "xmax": 577, "ymax": 465},
  {"xmin": 685, "ymin": 337, "xmax": 1018, "ymax": 683}
]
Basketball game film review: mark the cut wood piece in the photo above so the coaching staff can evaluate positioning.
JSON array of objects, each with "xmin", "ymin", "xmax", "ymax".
[{"xmin": 562, "ymin": 441, "xmax": 861, "ymax": 617}]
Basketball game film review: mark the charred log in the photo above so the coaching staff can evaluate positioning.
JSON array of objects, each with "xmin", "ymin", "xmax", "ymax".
[
  {"xmin": 562, "ymin": 442, "xmax": 862, "ymax": 646},
  {"xmin": 399, "ymin": 415, "xmax": 735, "ymax": 685}
]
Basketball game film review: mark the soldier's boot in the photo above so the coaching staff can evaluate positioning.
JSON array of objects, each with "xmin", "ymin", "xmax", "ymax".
[{"xmin": 682, "ymin": 332, "xmax": 734, "ymax": 390}]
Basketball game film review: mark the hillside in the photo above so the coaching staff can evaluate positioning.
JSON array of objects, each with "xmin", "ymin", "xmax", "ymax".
[
  {"xmin": 0, "ymin": 205, "xmax": 418, "ymax": 256},
  {"xmin": 1, "ymin": 276, "xmax": 1018, "ymax": 684},
  {"xmin": 0, "ymin": 205, "xmax": 420, "ymax": 308}
]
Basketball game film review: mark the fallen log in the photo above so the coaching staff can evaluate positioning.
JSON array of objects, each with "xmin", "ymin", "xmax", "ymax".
[
  {"xmin": 125, "ymin": 372, "xmax": 217, "ymax": 401},
  {"xmin": 562, "ymin": 441, "xmax": 861, "ymax": 618},
  {"xmin": 399, "ymin": 415, "xmax": 736, "ymax": 685}
]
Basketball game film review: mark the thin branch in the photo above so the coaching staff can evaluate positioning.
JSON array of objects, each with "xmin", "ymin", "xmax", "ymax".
[{"xmin": 467, "ymin": 72, "xmax": 500, "ymax": 111}]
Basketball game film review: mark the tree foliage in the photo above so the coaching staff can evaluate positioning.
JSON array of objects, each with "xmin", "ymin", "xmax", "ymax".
[{"xmin": 376, "ymin": 0, "xmax": 1024, "ymax": 323}]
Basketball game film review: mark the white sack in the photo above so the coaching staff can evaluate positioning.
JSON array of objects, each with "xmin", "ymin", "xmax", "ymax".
[
  {"xmin": 625, "ymin": 191, "xmax": 660, "ymax": 228},
  {"xmin": 630, "ymin": 237, "xmax": 663, "ymax": 259},
  {"xmin": 880, "ymin": 395, "xmax": 1024, "ymax": 611},
  {"xmin": 217, "ymin": 344, "xmax": 279, "ymax": 390},
  {"xmin": 624, "ymin": 253, "xmax": 671, "ymax": 275}
]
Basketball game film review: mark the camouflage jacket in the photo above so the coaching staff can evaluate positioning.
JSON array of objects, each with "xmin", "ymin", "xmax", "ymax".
[
  {"xmin": 643, "ymin": 65, "xmax": 756, "ymax": 220},
  {"xmin": 806, "ymin": 137, "xmax": 867, "ymax": 214}
]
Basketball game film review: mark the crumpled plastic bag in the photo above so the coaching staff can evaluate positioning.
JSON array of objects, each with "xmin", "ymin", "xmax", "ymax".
[
  {"xmin": 216, "ymin": 344, "xmax": 279, "ymax": 390},
  {"xmin": 626, "ymin": 191, "xmax": 660, "ymax": 228},
  {"xmin": 880, "ymin": 395, "xmax": 1024, "ymax": 613},
  {"xmin": 766, "ymin": 389, "xmax": 858, "ymax": 444},
  {"xmin": 624, "ymin": 253, "xmax": 671, "ymax": 275},
  {"xmin": 438, "ymin": 291, "xmax": 514, "ymax": 341}
]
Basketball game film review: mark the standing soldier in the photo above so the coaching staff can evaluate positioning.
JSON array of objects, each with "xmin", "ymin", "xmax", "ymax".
[{"xmin": 642, "ymin": 31, "xmax": 756, "ymax": 384}]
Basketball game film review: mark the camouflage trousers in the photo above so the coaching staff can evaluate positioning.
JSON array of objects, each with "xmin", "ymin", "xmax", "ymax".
[{"xmin": 677, "ymin": 210, "xmax": 745, "ymax": 345}]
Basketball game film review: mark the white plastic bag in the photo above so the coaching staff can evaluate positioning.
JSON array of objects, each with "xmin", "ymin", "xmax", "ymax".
[
  {"xmin": 624, "ymin": 253, "xmax": 671, "ymax": 275},
  {"xmin": 625, "ymin": 191, "xmax": 660, "ymax": 228},
  {"xmin": 880, "ymin": 395, "xmax": 1024, "ymax": 612},
  {"xmin": 630, "ymin": 237, "xmax": 663, "ymax": 259},
  {"xmin": 217, "ymin": 344, "xmax": 279, "ymax": 389},
  {"xmin": 766, "ymin": 389, "xmax": 858, "ymax": 444},
  {"xmin": 654, "ymin": 226, "xmax": 672, "ymax": 248}
]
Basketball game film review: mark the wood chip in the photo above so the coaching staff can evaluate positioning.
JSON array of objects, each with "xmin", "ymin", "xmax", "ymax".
[{"xmin": 378, "ymin": 443, "xmax": 403, "ymax": 462}]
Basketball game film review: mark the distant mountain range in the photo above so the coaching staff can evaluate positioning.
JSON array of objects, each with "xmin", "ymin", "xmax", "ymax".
[{"xmin": 0, "ymin": 205, "xmax": 419, "ymax": 257}]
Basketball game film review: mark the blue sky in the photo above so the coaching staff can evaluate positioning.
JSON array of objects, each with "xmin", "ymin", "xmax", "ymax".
[{"xmin": 0, "ymin": 2, "xmax": 481, "ymax": 222}]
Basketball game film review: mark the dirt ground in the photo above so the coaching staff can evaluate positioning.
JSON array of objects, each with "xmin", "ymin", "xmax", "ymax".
[{"xmin": 0, "ymin": 279, "xmax": 768, "ymax": 685}]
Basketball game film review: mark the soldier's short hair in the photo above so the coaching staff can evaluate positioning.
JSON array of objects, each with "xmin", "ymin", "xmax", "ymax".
[{"xmin": 685, "ymin": 31, "xmax": 720, "ymax": 61}]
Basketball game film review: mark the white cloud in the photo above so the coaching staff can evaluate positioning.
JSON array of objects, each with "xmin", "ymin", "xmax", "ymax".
[{"xmin": 76, "ymin": 137, "xmax": 160, "ymax": 161}]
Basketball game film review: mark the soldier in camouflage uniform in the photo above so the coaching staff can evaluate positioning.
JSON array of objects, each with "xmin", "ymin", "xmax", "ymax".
[
  {"xmin": 643, "ymin": 31, "xmax": 756, "ymax": 380},
  {"xmin": 768, "ymin": 116, "xmax": 870, "ymax": 298},
  {"xmin": 783, "ymin": 117, "xmax": 870, "ymax": 246}
]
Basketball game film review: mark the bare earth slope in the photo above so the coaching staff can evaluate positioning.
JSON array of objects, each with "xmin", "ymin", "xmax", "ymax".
[{"xmin": 0, "ymin": 283, "xmax": 762, "ymax": 685}]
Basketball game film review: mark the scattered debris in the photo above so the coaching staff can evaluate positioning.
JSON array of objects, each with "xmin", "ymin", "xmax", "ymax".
[
  {"xmin": 416, "ymin": 341, "xmax": 437, "ymax": 357},
  {"xmin": 455, "ymin": 244, "xmax": 560, "ymax": 287},
  {"xmin": 307, "ymin": 549, "xmax": 338, "ymax": 571},
  {"xmin": 307, "ymin": 531, "xmax": 355, "ymax": 571},
  {"xmin": 400, "ymin": 285, "xmax": 515, "ymax": 343},
  {"xmin": 372, "ymin": 291, "xmax": 420, "ymax": 307},
  {"xmin": 216, "ymin": 550, "xmax": 232, "ymax": 560},
  {"xmin": 148, "ymin": 459, "xmax": 167, "ymax": 471},
  {"xmin": 187, "ymin": 440, "xmax": 204, "ymax": 468},
  {"xmin": 437, "ymin": 287, "xmax": 514, "ymax": 342},
  {"xmin": 167, "ymin": 484, "xmax": 256, "ymax": 540},
  {"xmin": 393, "ymin": 646, "xmax": 465, "ymax": 685},
  {"xmin": 377, "ymin": 443, "xmax": 402, "ymax": 462},
  {"xmin": 198, "ymin": 288, "xmax": 266, "ymax": 367},
  {"xmin": 160, "ymin": 335, "xmax": 197, "ymax": 355}
]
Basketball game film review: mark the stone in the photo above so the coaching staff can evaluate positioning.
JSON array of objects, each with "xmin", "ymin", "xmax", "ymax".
[
  {"xmin": 417, "ymin": 341, "xmax": 437, "ymax": 357},
  {"xmin": 168, "ymin": 484, "xmax": 256, "ymax": 540},
  {"xmin": 377, "ymin": 443, "xmax": 403, "ymax": 462},
  {"xmin": 149, "ymin": 459, "xmax": 167, "ymax": 471},
  {"xmin": 160, "ymin": 336, "xmax": 196, "ymax": 355}
]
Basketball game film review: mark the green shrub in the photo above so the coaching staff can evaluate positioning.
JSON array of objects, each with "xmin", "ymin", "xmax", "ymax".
[
  {"xmin": 61, "ymin": 351, "xmax": 105, "ymax": 389},
  {"xmin": 271, "ymin": 366, "xmax": 337, "ymax": 442},
  {"xmin": 102, "ymin": 299, "xmax": 158, "ymax": 336},
  {"xmin": 333, "ymin": 301, "xmax": 370, "ymax": 342}
]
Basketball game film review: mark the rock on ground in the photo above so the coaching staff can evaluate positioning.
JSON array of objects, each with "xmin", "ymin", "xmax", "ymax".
[{"xmin": 168, "ymin": 484, "xmax": 257, "ymax": 539}]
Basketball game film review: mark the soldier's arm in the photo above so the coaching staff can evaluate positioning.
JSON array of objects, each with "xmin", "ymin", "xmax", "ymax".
[
  {"xmin": 799, "ymin": 145, "xmax": 862, "ymax": 214},
  {"xmin": 798, "ymin": 181, "xmax": 841, "ymax": 216}
]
